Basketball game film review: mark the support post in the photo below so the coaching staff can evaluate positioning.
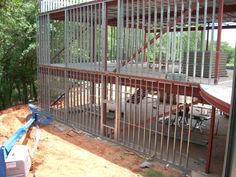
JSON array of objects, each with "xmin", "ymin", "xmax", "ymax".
[
  {"xmin": 206, "ymin": 23, "xmax": 210, "ymax": 51},
  {"xmin": 64, "ymin": 10, "xmax": 69, "ymax": 124},
  {"xmin": 205, "ymin": 106, "xmax": 216, "ymax": 173},
  {"xmin": 0, "ymin": 148, "xmax": 6, "ymax": 177},
  {"xmin": 200, "ymin": 29, "xmax": 204, "ymax": 51},
  {"xmin": 143, "ymin": 32, "xmax": 147, "ymax": 62},
  {"xmin": 104, "ymin": 4, "xmax": 108, "ymax": 72},
  {"xmin": 223, "ymin": 43, "xmax": 236, "ymax": 177},
  {"xmin": 114, "ymin": 77, "xmax": 120, "ymax": 141},
  {"xmin": 101, "ymin": 2, "xmax": 108, "ymax": 135},
  {"xmin": 91, "ymin": 20, "xmax": 96, "ymax": 104},
  {"xmin": 214, "ymin": 0, "xmax": 224, "ymax": 84}
]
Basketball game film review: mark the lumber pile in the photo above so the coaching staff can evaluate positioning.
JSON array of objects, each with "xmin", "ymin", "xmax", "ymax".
[{"xmin": 182, "ymin": 51, "xmax": 227, "ymax": 78}]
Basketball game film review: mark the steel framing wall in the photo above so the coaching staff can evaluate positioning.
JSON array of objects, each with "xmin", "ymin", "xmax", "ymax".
[{"xmin": 37, "ymin": 0, "xmax": 236, "ymax": 173}]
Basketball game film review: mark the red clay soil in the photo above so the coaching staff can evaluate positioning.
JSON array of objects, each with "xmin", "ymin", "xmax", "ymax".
[{"xmin": 0, "ymin": 105, "xmax": 182, "ymax": 177}]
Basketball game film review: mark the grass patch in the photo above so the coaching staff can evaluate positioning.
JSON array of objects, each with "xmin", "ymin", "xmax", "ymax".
[
  {"xmin": 143, "ymin": 169, "xmax": 166, "ymax": 177},
  {"xmin": 226, "ymin": 63, "xmax": 234, "ymax": 67}
]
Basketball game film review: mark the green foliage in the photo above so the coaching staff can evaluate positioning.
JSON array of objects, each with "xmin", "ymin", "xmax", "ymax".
[
  {"xmin": 144, "ymin": 31, "xmax": 203, "ymax": 62},
  {"xmin": 0, "ymin": 0, "xmax": 37, "ymax": 110},
  {"xmin": 207, "ymin": 41, "xmax": 235, "ymax": 64},
  {"xmin": 143, "ymin": 169, "xmax": 166, "ymax": 177},
  {"xmin": 145, "ymin": 31, "xmax": 234, "ymax": 65},
  {"xmin": 221, "ymin": 41, "xmax": 235, "ymax": 64}
]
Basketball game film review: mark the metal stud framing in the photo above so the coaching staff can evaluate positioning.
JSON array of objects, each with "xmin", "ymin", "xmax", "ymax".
[{"xmin": 37, "ymin": 0, "xmax": 231, "ymax": 172}]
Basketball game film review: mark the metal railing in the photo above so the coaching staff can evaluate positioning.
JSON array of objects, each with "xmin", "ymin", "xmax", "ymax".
[{"xmin": 39, "ymin": 0, "xmax": 95, "ymax": 13}]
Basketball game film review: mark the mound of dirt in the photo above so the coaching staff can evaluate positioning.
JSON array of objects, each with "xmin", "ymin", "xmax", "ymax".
[
  {"xmin": 0, "ymin": 105, "xmax": 30, "ymax": 144},
  {"xmin": 0, "ymin": 105, "xmax": 181, "ymax": 177}
]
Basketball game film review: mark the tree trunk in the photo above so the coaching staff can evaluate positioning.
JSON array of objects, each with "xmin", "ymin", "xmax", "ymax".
[
  {"xmin": 32, "ymin": 82, "xmax": 37, "ymax": 101},
  {"xmin": 16, "ymin": 84, "xmax": 22, "ymax": 102},
  {"xmin": 8, "ymin": 83, "xmax": 13, "ymax": 106},
  {"xmin": 22, "ymin": 83, "xmax": 28, "ymax": 104}
]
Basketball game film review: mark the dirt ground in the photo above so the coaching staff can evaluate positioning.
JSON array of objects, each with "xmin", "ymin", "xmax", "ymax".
[{"xmin": 0, "ymin": 105, "xmax": 181, "ymax": 177}]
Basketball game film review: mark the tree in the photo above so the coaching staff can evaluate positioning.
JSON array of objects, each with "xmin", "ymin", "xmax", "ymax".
[
  {"xmin": 220, "ymin": 42, "xmax": 235, "ymax": 64},
  {"xmin": 0, "ymin": 0, "xmax": 37, "ymax": 109}
]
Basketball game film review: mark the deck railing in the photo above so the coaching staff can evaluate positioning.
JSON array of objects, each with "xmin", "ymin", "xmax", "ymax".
[{"xmin": 39, "ymin": 0, "xmax": 95, "ymax": 13}]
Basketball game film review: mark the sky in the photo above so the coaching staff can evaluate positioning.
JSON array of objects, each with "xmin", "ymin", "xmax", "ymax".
[
  {"xmin": 210, "ymin": 29, "xmax": 236, "ymax": 47},
  {"xmin": 221, "ymin": 29, "xmax": 236, "ymax": 47}
]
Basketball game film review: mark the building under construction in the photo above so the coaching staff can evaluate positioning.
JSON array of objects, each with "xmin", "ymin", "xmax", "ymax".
[{"xmin": 37, "ymin": 0, "xmax": 236, "ymax": 174}]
